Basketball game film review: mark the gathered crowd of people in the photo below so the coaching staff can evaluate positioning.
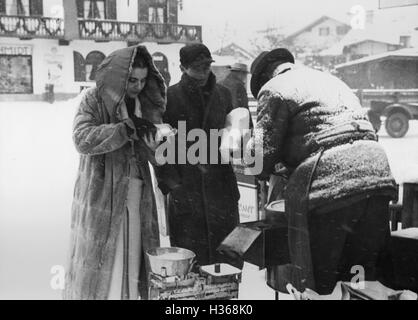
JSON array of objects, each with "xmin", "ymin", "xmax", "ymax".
[{"xmin": 64, "ymin": 42, "xmax": 398, "ymax": 300}]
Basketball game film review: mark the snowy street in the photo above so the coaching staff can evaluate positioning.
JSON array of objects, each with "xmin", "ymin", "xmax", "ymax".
[{"xmin": 1, "ymin": 99, "xmax": 418, "ymax": 300}]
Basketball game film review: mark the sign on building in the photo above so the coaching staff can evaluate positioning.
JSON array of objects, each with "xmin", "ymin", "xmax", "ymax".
[
  {"xmin": 0, "ymin": 44, "xmax": 33, "ymax": 94},
  {"xmin": 0, "ymin": 44, "xmax": 33, "ymax": 56}
]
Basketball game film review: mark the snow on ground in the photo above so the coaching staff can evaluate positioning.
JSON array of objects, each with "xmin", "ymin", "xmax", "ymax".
[
  {"xmin": 0, "ymin": 98, "xmax": 80, "ymax": 299},
  {"xmin": 1, "ymin": 99, "xmax": 417, "ymax": 300},
  {"xmin": 378, "ymin": 128, "xmax": 418, "ymax": 186}
]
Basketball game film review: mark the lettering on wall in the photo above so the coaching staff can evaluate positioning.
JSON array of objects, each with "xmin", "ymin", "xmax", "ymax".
[{"xmin": 0, "ymin": 45, "xmax": 33, "ymax": 56}]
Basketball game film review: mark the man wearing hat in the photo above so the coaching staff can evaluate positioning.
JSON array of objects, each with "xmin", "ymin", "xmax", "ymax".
[
  {"xmin": 159, "ymin": 43, "xmax": 243, "ymax": 269},
  {"xmin": 247, "ymin": 48, "xmax": 397, "ymax": 294},
  {"xmin": 219, "ymin": 63, "xmax": 250, "ymax": 113}
]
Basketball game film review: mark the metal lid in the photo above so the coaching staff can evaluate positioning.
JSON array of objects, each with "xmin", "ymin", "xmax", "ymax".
[{"xmin": 266, "ymin": 200, "xmax": 286, "ymax": 213}]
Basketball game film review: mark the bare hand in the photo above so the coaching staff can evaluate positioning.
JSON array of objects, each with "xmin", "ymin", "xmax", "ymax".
[
  {"xmin": 274, "ymin": 162, "xmax": 290, "ymax": 177},
  {"xmin": 142, "ymin": 132, "xmax": 159, "ymax": 152}
]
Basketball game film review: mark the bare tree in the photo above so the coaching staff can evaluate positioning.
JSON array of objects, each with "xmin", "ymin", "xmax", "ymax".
[{"xmin": 250, "ymin": 26, "xmax": 286, "ymax": 56}]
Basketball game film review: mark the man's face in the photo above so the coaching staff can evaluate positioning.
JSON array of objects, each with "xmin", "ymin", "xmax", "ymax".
[
  {"xmin": 183, "ymin": 60, "xmax": 212, "ymax": 87},
  {"xmin": 126, "ymin": 67, "xmax": 148, "ymax": 99}
]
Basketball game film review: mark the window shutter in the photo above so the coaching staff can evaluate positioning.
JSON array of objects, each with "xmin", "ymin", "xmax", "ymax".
[
  {"xmin": 76, "ymin": 0, "xmax": 84, "ymax": 18},
  {"xmin": 0, "ymin": 0, "xmax": 6, "ymax": 14},
  {"xmin": 30, "ymin": 0, "xmax": 43, "ymax": 16},
  {"xmin": 106, "ymin": 0, "xmax": 116, "ymax": 20},
  {"xmin": 168, "ymin": 0, "xmax": 178, "ymax": 24},
  {"xmin": 73, "ymin": 51, "xmax": 86, "ymax": 82},
  {"xmin": 138, "ymin": 0, "xmax": 149, "ymax": 22}
]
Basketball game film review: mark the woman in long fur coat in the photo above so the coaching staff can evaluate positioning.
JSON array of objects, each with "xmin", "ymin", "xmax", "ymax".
[{"xmin": 64, "ymin": 45, "xmax": 166, "ymax": 300}]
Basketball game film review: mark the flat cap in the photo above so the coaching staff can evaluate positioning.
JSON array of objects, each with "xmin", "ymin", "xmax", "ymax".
[
  {"xmin": 229, "ymin": 62, "xmax": 249, "ymax": 73},
  {"xmin": 250, "ymin": 48, "xmax": 295, "ymax": 98},
  {"xmin": 180, "ymin": 43, "xmax": 215, "ymax": 67}
]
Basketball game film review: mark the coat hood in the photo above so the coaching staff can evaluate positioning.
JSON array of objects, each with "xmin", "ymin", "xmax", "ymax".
[{"xmin": 95, "ymin": 45, "xmax": 166, "ymax": 123}]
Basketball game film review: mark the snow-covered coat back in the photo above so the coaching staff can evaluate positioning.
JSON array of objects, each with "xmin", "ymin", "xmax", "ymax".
[
  {"xmin": 64, "ymin": 45, "xmax": 166, "ymax": 300},
  {"xmin": 252, "ymin": 66, "xmax": 397, "ymax": 210},
  {"xmin": 248, "ymin": 65, "xmax": 397, "ymax": 292}
]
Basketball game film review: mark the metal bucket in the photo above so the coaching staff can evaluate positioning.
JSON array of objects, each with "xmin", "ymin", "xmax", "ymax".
[
  {"xmin": 265, "ymin": 200, "xmax": 286, "ymax": 224},
  {"xmin": 146, "ymin": 247, "xmax": 196, "ymax": 277}
]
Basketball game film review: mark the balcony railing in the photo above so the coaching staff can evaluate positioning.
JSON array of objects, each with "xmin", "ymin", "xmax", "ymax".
[
  {"xmin": 0, "ymin": 15, "xmax": 64, "ymax": 39},
  {"xmin": 78, "ymin": 19, "xmax": 202, "ymax": 44},
  {"xmin": 0, "ymin": 15, "xmax": 202, "ymax": 44}
]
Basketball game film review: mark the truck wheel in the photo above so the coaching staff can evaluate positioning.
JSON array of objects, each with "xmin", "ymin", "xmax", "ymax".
[{"xmin": 385, "ymin": 112, "xmax": 409, "ymax": 138}]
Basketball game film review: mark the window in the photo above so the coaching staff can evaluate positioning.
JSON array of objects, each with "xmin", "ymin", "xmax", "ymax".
[
  {"xmin": 84, "ymin": 0, "xmax": 105, "ymax": 19},
  {"xmin": 5, "ymin": 0, "xmax": 30, "ymax": 16},
  {"xmin": 319, "ymin": 27, "xmax": 330, "ymax": 36},
  {"xmin": 148, "ymin": 0, "xmax": 168, "ymax": 23},
  {"xmin": 85, "ymin": 51, "xmax": 105, "ymax": 81},
  {"xmin": 400, "ymin": 36, "xmax": 411, "ymax": 48},
  {"xmin": 0, "ymin": 55, "xmax": 33, "ymax": 93},
  {"xmin": 73, "ymin": 51, "xmax": 86, "ymax": 82},
  {"xmin": 76, "ymin": 0, "xmax": 116, "ymax": 19},
  {"xmin": 152, "ymin": 52, "xmax": 171, "ymax": 86},
  {"xmin": 336, "ymin": 25, "xmax": 348, "ymax": 35},
  {"xmin": 149, "ymin": 6, "xmax": 165, "ymax": 23}
]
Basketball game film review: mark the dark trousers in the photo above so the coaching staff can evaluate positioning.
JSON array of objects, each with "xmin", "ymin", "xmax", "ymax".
[{"xmin": 308, "ymin": 196, "xmax": 392, "ymax": 294}]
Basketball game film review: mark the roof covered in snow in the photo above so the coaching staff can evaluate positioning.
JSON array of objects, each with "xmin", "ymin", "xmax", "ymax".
[
  {"xmin": 282, "ymin": 15, "xmax": 350, "ymax": 43},
  {"xmin": 335, "ymin": 47, "xmax": 418, "ymax": 69},
  {"xmin": 319, "ymin": 12, "xmax": 417, "ymax": 56}
]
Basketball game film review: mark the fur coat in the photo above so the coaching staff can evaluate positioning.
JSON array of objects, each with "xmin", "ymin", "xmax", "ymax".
[{"xmin": 64, "ymin": 45, "xmax": 166, "ymax": 300}]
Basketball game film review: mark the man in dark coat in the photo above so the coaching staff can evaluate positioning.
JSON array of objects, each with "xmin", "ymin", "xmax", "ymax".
[
  {"xmin": 219, "ymin": 63, "xmax": 249, "ymax": 109},
  {"xmin": 159, "ymin": 44, "xmax": 243, "ymax": 269},
  {"xmin": 247, "ymin": 48, "xmax": 398, "ymax": 294},
  {"xmin": 219, "ymin": 62, "xmax": 253, "ymax": 128}
]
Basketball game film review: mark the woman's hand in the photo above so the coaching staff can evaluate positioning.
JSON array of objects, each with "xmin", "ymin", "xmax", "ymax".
[{"xmin": 142, "ymin": 132, "xmax": 159, "ymax": 152}]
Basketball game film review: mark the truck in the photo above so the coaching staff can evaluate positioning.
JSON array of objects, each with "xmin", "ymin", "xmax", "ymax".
[
  {"xmin": 336, "ymin": 48, "xmax": 418, "ymax": 138},
  {"xmin": 357, "ymin": 89, "xmax": 418, "ymax": 138}
]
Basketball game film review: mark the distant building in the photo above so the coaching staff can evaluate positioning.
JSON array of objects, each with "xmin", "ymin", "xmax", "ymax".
[
  {"xmin": 319, "ymin": 28, "xmax": 412, "ymax": 65},
  {"xmin": 335, "ymin": 48, "xmax": 418, "ymax": 89},
  {"xmin": 211, "ymin": 43, "xmax": 255, "ymax": 84},
  {"xmin": 213, "ymin": 43, "xmax": 255, "ymax": 63},
  {"xmin": 281, "ymin": 15, "xmax": 351, "ymax": 57},
  {"xmin": 0, "ymin": 0, "xmax": 201, "ymax": 100},
  {"xmin": 318, "ymin": 10, "xmax": 417, "ymax": 70}
]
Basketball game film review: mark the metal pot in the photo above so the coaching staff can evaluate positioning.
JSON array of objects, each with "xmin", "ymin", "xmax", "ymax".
[
  {"xmin": 146, "ymin": 247, "xmax": 196, "ymax": 277},
  {"xmin": 265, "ymin": 200, "xmax": 286, "ymax": 224}
]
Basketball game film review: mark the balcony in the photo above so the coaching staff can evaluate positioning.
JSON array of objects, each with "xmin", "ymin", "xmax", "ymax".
[
  {"xmin": 0, "ymin": 15, "xmax": 64, "ymax": 39},
  {"xmin": 0, "ymin": 15, "xmax": 202, "ymax": 44},
  {"xmin": 78, "ymin": 19, "xmax": 202, "ymax": 44}
]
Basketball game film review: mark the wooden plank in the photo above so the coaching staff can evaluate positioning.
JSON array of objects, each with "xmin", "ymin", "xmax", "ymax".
[
  {"xmin": 402, "ymin": 183, "xmax": 418, "ymax": 228},
  {"xmin": 390, "ymin": 228, "xmax": 418, "ymax": 292}
]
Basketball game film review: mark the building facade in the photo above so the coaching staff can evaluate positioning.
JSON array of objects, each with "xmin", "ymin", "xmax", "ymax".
[
  {"xmin": 317, "ymin": 9, "xmax": 418, "ymax": 72},
  {"xmin": 281, "ymin": 16, "xmax": 351, "ymax": 56},
  {"xmin": 0, "ymin": 0, "xmax": 201, "ymax": 100},
  {"xmin": 343, "ymin": 39, "xmax": 403, "ymax": 60},
  {"xmin": 336, "ymin": 48, "xmax": 418, "ymax": 89}
]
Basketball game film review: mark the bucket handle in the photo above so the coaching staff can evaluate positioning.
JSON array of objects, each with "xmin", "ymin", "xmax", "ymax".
[{"xmin": 187, "ymin": 258, "xmax": 197, "ymax": 274}]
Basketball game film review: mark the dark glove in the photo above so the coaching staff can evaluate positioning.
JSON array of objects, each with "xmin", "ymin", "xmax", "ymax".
[{"xmin": 132, "ymin": 116, "xmax": 157, "ymax": 139}]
